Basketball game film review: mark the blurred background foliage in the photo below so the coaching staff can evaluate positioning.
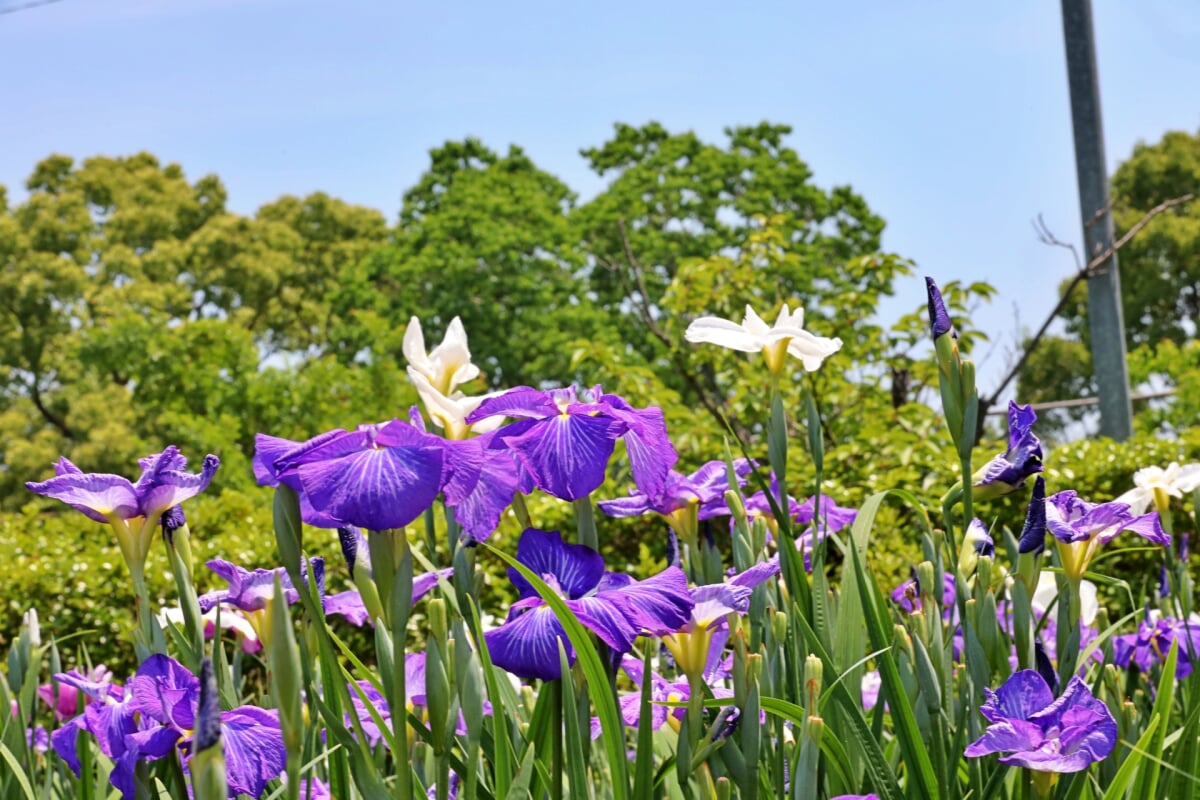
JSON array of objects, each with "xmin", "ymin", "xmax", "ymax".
[{"xmin": 4, "ymin": 123, "xmax": 1200, "ymax": 667}]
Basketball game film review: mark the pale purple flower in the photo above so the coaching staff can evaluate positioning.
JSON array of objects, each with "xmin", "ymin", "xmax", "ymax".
[
  {"xmin": 26, "ymin": 447, "xmax": 218, "ymax": 525},
  {"xmin": 1114, "ymin": 613, "xmax": 1200, "ymax": 679},
  {"xmin": 965, "ymin": 671, "xmax": 1116, "ymax": 773},
  {"xmin": 599, "ymin": 459, "xmax": 754, "ymax": 520}
]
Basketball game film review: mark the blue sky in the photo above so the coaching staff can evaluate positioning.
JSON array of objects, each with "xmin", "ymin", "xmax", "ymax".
[{"xmin": 2, "ymin": 0, "xmax": 1198, "ymax": 398}]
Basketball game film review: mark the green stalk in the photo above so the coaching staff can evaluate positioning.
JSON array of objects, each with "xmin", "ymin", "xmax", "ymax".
[{"xmin": 552, "ymin": 679, "xmax": 564, "ymax": 800}]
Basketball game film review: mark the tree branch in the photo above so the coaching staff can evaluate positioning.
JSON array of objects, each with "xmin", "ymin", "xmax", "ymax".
[
  {"xmin": 983, "ymin": 193, "xmax": 1195, "ymax": 417},
  {"xmin": 605, "ymin": 219, "xmax": 752, "ymax": 444},
  {"xmin": 29, "ymin": 379, "xmax": 73, "ymax": 439}
]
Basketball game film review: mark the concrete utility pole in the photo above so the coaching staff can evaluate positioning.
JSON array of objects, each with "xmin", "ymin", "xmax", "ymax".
[{"xmin": 1061, "ymin": 0, "xmax": 1133, "ymax": 441}]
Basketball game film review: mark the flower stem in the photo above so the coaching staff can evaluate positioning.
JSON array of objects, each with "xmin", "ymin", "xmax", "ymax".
[{"xmin": 552, "ymin": 679, "xmax": 564, "ymax": 800}]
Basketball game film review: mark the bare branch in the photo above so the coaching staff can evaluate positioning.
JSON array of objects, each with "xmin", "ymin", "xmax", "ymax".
[
  {"xmin": 984, "ymin": 389, "xmax": 1174, "ymax": 415},
  {"xmin": 984, "ymin": 193, "xmax": 1196, "ymax": 414}
]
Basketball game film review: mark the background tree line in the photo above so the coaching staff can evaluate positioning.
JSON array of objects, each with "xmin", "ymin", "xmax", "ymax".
[{"xmin": 3, "ymin": 122, "xmax": 1198, "ymax": 508}]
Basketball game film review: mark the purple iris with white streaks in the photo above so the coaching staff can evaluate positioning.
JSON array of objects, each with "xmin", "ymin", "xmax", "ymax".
[
  {"xmin": 255, "ymin": 417, "xmax": 448, "ymax": 531},
  {"xmin": 52, "ymin": 655, "xmax": 286, "ymax": 799},
  {"xmin": 465, "ymin": 385, "xmax": 678, "ymax": 502},
  {"xmin": 484, "ymin": 528, "xmax": 693, "ymax": 681},
  {"xmin": 974, "ymin": 402, "xmax": 1043, "ymax": 494},
  {"xmin": 1114, "ymin": 614, "xmax": 1200, "ymax": 679},
  {"xmin": 965, "ymin": 670, "xmax": 1116, "ymax": 773},
  {"xmin": 598, "ymin": 459, "xmax": 754, "ymax": 519},
  {"xmin": 25, "ymin": 446, "xmax": 219, "ymax": 524}
]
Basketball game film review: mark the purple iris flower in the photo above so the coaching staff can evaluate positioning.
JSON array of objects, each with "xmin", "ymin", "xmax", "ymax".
[
  {"xmin": 965, "ymin": 670, "xmax": 1116, "ymax": 773},
  {"xmin": 484, "ymin": 528, "xmax": 693, "ymax": 681},
  {"xmin": 796, "ymin": 494, "xmax": 858, "ymax": 534},
  {"xmin": 1114, "ymin": 614, "xmax": 1200, "ymax": 679},
  {"xmin": 465, "ymin": 385, "xmax": 678, "ymax": 502},
  {"xmin": 1045, "ymin": 490, "xmax": 1167, "ymax": 578},
  {"xmin": 258, "ymin": 418, "xmax": 449, "ymax": 531},
  {"xmin": 974, "ymin": 402, "xmax": 1043, "ymax": 497},
  {"xmin": 598, "ymin": 459, "xmax": 754, "ymax": 520},
  {"xmin": 52, "ymin": 656, "xmax": 286, "ymax": 799},
  {"xmin": 25, "ymin": 447, "xmax": 218, "ymax": 525}
]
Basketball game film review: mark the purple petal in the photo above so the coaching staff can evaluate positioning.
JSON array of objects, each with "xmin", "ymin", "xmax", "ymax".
[
  {"xmin": 568, "ymin": 595, "xmax": 640, "ymax": 653},
  {"xmin": 796, "ymin": 494, "xmax": 857, "ymax": 534},
  {"xmin": 600, "ymin": 566, "xmax": 694, "ymax": 635},
  {"xmin": 925, "ymin": 277, "xmax": 954, "ymax": 339},
  {"xmin": 964, "ymin": 719, "xmax": 1045, "ymax": 757},
  {"xmin": 127, "ymin": 724, "xmax": 183, "ymax": 761},
  {"xmin": 502, "ymin": 414, "xmax": 620, "ymax": 501},
  {"xmin": 50, "ymin": 716, "xmax": 87, "ymax": 775},
  {"xmin": 324, "ymin": 590, "xmax": 372, "ymax": 626},
  {"xmin": 729, "ymin": 559, "xmax": 781, "ymax": 590},
  {"xmin": 1106, "ymin": 512, "xmax": 1168, "ymax": 546},
  {"xmin": 295, "ymin": 427, "xmax": 446, "ymax": 531},
  {"xmin": 467, "ymin": 386, "xmax": 559, "ymax": 422},
  {"xmin": 129, "ymin": 654, "xmax": 199, "ymax": 729},
  {"xmin": 413, "ymin": 568, "xmax": 454, "ymax": 604},
  {"xmin": 24, "ymin": 473, "xmax": 140, "ymax": 523},
  {"xmin": 485, "ymin": 604, "xmax": 573, "ymax": 681},
  {"xmin": 446, "ymin": 446, "xmax": 520, "ymax": 542},
  {"xmin": 217, "ymin": 706, "xmax": 286, "ymax": 798},
  {"xmin": 979, "ymin": 670, "xmax": 1054, "ymax": 724},
  {"xmin": 510, "ymin": 528, "xmax": 604, "ymax": 600},
  {"xmin": 691, "ymin": 584, "xmax": 753, "ymax": 628},
  {"xmin": 598, "ymin": 394, "xmax": 678, "ymax": 501},
  {"xmin": 597, "ymin": 493, "xmax": 657, "ymax": 518},
  {"xmin": 138, "ymin": 455, "xmax": 220, "ymax": 518}
]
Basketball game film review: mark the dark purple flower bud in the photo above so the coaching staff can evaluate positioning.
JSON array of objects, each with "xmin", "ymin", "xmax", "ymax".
[
  {"xmin": 666, "ymin": 528, "xmax": 680, "ymax": 569},
  {"xmin": 194, "ymin": 658, "xmax": 222, "ymax": 752},
  {"xmin": 1018, "ymin": 477, "xmax": 1047, "ymax": 555},
  {"xmin": 924, "ymin": 277, "xmax": 956, "ymax": 340},
  {"xmin": 338, "ymin": 526, "xmax": 360, "ymax": 577},
  {"xmin": 1182, "ymin": 533, "xmax": 1190, "ymax": 562},
  {"xmin": 1160, "ymin": 563, "xmax": 1171, "ymax": 598},
  {"xmin": 1034, "ymin": 639, "xmax": 1058, "ymax": 695},
  {"xmin": 160, "ymin": 505, "xmax": 186, "ymax": 544}
]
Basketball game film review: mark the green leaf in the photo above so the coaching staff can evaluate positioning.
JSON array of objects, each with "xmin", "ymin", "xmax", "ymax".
[
  {"xmin": 1101, "ymin": 715, "xmax": 1161, "ymax": 800},
  {"xmin": 0, "ymin": 741, "xmax": 35, "ymax": 800},
  {"xmin": 1131, "ymin": 639, "xmax": 1179, "ymax": 799}
]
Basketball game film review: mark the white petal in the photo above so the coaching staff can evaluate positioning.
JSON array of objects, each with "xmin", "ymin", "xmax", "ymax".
[
  {"xmin": 402, "ymin": 317, "xmax": 431, "ymax": 375},
  {"xmin": 1175, "ymin": 463, "xmax": 1200, "ymax": 493},
  {"xmin": 786, "ymin": 332, "xmax": 843, "ymax": 371},
  {"xmin": 1114, "ymin": 487, "xmax": 1152, "ymax": 516},
  {"xmin": 741, "ymin": 305, "xmax": 772, "ymax": 337},
  {"xmin": 684, "ymin": 317, "xmax": 763, "ymax": 352}
]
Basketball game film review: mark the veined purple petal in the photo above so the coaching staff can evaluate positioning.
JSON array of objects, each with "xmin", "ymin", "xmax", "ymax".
[
  {"xmin": 129, "ymin": 654, "xmax": 199, "ymax": 730},
  {"xmin": 296, "ymin": 429, "xmax": 446, "ymax": 531},
  {"xmin": 963, "ymin": 719, "xmax": 1045, "ymax": 757},
  {"xmin": 24, "ymin": 473, "xmax": 140, "ymax": 523},
  {"xmin": 979, "ymin": 670, "xmax": 1055, "ymax": 724},
  {"xmin": 598, "ymin": 395, "xmax": 678, "ymax": 501},
  {"xmin": 446, "ymin": 444, "xmax": 520, "ymax": 542},
  {"xmin": 199, "ymin": 559, "xmax": 296, "ymax": 613},
  {"xmin": 50, "ymin": 716, "xmax": 87, "ymax": 775},
  {"xmin": 1102, "ymin": 512, "xmax": 1168, "ymax": 546},
  {"xmin": 598, "ymin": 566, "xmax": 694, "ymax": 635},
  {"xmin": 485, "ymin": 604, "xmax": 574, "ymax": 681},
  {"xmin": 467, "ymin": 386, "xmax": 560, "ymax": 422},
  {"xmin": 597, "ymin": 493, "xmax": 657, "ymax": 518},
  {"xmin": 925, "ymin": 277, "xmax": 955, "ymax": 339},
  {"xmin": 134, "ymin": 447, "xmax": 188, "ymax": 491},
  {"xmin": 347, "ymin": 680, "xmax": 391, "ymax": 747},
  {"xmin": 569, "ymin": 595, "xmax": 640, "ymax": 653},
  {"xmin": 729, "ymin": 559, "xmax": 781, "ymax": 590},
  {"xmin": 502, "ymin": 414, "xmax": 620, "ymax": 501},
  {"xmin": 511, "ymin": 528, "xmax": 604, "ymax": 600},
  {"xmin": 82, "ymin": 694, "xmax": 139, "ymax": 761},
  {"xmin": 1018, "ymin": 477, "xmax": 1047, "ymax": 554},
  {"xmin": 215, "ymin": 706, "xmax": 286, "ymax": 798}
]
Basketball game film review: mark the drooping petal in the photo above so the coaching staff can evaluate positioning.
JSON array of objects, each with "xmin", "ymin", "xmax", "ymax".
[
  {"xmin": 684, "ymin": 316, "xmax": 764, "ymax": 352},
  {"xmin": 964, "ymin": 719, "xmax": 1045, "ymax": 758},
  {"xmin": 690, "ymin": 584, "xmax": 753, "ymax": 628},
  {"xmin": 413, "ymin": 568, "xmax": 454, "ymax": 605},
  {"xmin": 323, "ymin": 590, "xmax": 371, "ymax": 626},
  {"xmin": 50, "ymin": 715, "xmax": 87, "ymax": 775},
  {"xmin": 502, "ymin": 413, "xmax": 620, "ymax": 501},
  {"xmin": 485, "ymin": 604, "xmax": 574, "ymax": 682},
  {"xmin": 510, "ymin": 528, "xmax": 604, "ymax": 600},
  {"xmin": 784, "ymin": 330, "xmax": 844, "ymax": 372},
  {"xmin": 24, "ymin": 473, "xmax": 140, "ymax": 523},
  {"xmin": 217, "ymin": 706, "xmax": 286, "ymax": 798},
  {"xmin": 295, "ymin": 425, "xmax": 446, "ymax": 531}
]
